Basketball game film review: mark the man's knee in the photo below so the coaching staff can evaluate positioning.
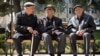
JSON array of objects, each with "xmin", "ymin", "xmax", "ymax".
[
  {"xmin": 42, "ymin": 33, "xmax": 50, "ymax": 39},
  {"xmin": 59, "ymin": 33, "xmax": 66, "ymax": 39},
  {"xmin": 83, "ymin": 32, "xmax": 91, "ymax": 38},
  {"xmin": 42, "ymin": 33, "xmax": 49, "ymax": 37},
  {"xmin": 69, "ymin": 33, "xmax": 76, "ymax": 38}
]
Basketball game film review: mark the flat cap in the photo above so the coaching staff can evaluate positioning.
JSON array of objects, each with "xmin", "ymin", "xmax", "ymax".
[
  {"xmin": 73, "ymin": 5, "xmax": 83, "ymax": 11},
  {"xmin": 24, "ymin": 2, "xmax": 35, "ymax": 7},
  {"xmin": 44, "ymin": 4, "xmax": 55, "ymax": 11}
]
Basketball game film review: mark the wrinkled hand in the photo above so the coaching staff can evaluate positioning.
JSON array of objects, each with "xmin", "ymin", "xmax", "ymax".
[
  {"xmin": 51, "ymin": 28, "xmax": 55, "ymax": 34},
  {"xmin": 27, "ymin": 27, "xmax": 38, "ymax": 35},
  {"xmin": 76, "ymin": 29, "xmax": 86, "ymax": 36},
  {"xmin": 33, "ymin": 30, "xmax": 38, "ymax": 35},
  {"xmin": 27, "ymin": 27, "xmax": 34, "ymax": 34},
  {"xmin": 76, "ymin": 31, "xmax": 80, "ymax": 36}
]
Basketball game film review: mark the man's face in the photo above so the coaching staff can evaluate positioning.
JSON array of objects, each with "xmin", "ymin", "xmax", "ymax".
[
  {"xmin": 45, "ymin": 8, "xmax": 54, "ymax": 16},
  {"xmin": 25, "ymin": 6, "xmax": 35, "ymax": 14},
  {"xmin": 74, "ymin": 7, "xmax": 83, "ymax": 17}
]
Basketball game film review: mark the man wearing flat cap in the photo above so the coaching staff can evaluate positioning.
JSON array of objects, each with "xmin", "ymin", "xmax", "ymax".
[
  {"xmin": 68, "ymin": 5, "xmax": 96, "ymax": 56},
  {"xmin": 38, "ymin": 4, "xmax": 66, "ymax": 56},
  {"xmin": 13, "ymin": 2, "xmax": 41, "ymax": 56}
]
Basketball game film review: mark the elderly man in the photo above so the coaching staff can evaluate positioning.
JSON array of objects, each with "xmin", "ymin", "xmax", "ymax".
[
  {"xmin": 39, "ymin": 4, "xmax": 66, "ymax": 56},
  {"xmin": 13, "ymin": 2, "xmax": 41, "ymax": 56},
  {"xmin": 68, "ymin": 5, "xmax": 96, "ymax": 56}
]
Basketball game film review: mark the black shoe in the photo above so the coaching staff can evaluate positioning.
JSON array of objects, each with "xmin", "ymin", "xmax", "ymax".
[
  {"xmin": 18, "ymin": 54, "xmax": 22, "ymax": 56},
  {"xmin": 85, "ymin": 54, "xmax": 89, "ymax": 56},
  {"xmin": 57, "ymin": 53, "xmax": 61, "ymax": 56},
  {"xmin": 73, "ymin": 53, "xmax": 77, "ymax": 56},
  {"xmin": 73, "ymin": 54, "xmax": 77, "ymax": 56},
  {"xmin": 50, "ymin": 53, "xmax": 54, "ymax": 56}
]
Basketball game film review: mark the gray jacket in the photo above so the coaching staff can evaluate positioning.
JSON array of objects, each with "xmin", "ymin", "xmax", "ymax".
[{"xmin": 68, "ymin": 13, "xmax": 96, "ymax": 33}]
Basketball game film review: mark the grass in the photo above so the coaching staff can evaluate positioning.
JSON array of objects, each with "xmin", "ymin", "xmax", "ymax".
[{"xmin": 94, "ymin": 30, "xmax": 100, "ymax": 39}]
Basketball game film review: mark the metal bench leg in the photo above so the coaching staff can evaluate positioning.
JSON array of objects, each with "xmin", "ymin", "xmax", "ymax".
[
  {"xmin": 5, "ymin": 42, "xmax": 8, "ymax": 56},
  {"xmin": 92, "ymin": 41, "xmax": 96, "ymax": 56},
  {"xmin": 10, "ymin": 43, "xmax": 13, "ymax": 56},
  {"xmin": 7, "ymin": 42, "xmax": 14, "ymax": 56}
]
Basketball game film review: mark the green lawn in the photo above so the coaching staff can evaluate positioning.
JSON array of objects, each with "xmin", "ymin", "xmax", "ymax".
[{"xmin": 94, "ymin": 30, "xmax": 100, "ymax": 39}]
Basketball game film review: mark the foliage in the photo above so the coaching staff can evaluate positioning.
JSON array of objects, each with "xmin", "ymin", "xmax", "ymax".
[
  {"xmin": 37, "ymin": 0, "xmax": 63, "ymax": 4},
  {"xmin": 0, "ymin": 33, "xmax": 5, "ymax": 40},
  {"xmin": 73, "ymin": 0, "xmax": 100, "ymax": 12},
  {"xmin": 13, "ymin": 0, "xmax": 21, "ymax": 13},
  {"xmin": 94, "ymin": 31, "xmax": 100, "ymax": 39},
  {"xmin": 95, "ymin": 0, "xmax": 100, "ymax": 11},
  {"xmin": 72, "ymin": 0, "xmax": 89, "ymax": 10},
  {"xmin": 0, "ymin": 2, "xmax": 11, "ymax": 16},
  {"xmin": 0, "ymin": 33, "xmax": 6, "ymax": 53}
]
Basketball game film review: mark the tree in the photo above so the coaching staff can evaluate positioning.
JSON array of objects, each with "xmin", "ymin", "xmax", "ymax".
[
  {"xmin": 26, "ymin": 0, "xmax": 34, "ymax": 2},
  {"xmin": 73, "ymin": 0, "xmax": 89, "ymax": 10},
  {"xmin": 36, "ymin": 0, "xmax": 65, "ymax": 16},
  {"xmin": 37, "ymin": 0, "xmax": 63, "ymax": 4},
  {"xmin": 73, "ymin": 0, "xmax": 100, "ymax": 12},
  {"xmin": 94, "ymin": 0, "xmax": 100, "ymax": 11},
  {"xmin": 13, "ymin": 0, "xmax": 21, "ymax": 13},
  {"xmin": 6, "ymin": 0, "xmax": 64, "ymax": 13},
  {"xmin": 0, "ymin": 0, "xmax": 11, "ymax": 16}
]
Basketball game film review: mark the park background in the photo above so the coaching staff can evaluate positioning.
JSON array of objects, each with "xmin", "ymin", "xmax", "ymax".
[{"xmin": 0, "ymin": 0, "xmax": 100, "ymax": 55}]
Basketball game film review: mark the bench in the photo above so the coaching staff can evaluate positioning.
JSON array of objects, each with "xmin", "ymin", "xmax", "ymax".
[{"xmin": 5, "ymin": 22, "xmax": 95, "ymax": 56}]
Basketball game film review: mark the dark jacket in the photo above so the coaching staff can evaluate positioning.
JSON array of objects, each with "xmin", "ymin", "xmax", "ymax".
[
  {"xmin": 68, "ymin": 13, "xmax": 96, "ymax": 33},
  {"xmin": 13, "ymin": 11, "xmax": 38, "ymax": 38},
  {"xmin": 38, "ymin": 16, "xmax": 63, "ymax": 34}
]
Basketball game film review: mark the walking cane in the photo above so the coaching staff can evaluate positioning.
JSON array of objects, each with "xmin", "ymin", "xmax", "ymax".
[{"xmin": 30, "ymin": 34, "xmax": 34, "ymax": 56}]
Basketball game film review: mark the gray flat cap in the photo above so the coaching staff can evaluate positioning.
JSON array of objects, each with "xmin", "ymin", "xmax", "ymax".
[
  {"xmin": 44, "ymin": 4, "xmax": 55, "ymax": 11},
  {"xmin": 24, "ymin": 2, "xmax": 35, "ymax": 7},
  {"xmin": 73, "ymin": 5, "xmax": 83, "ymax": 11}
]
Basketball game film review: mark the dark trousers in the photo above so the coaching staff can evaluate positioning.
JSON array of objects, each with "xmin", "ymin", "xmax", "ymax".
[
  {"xmin": 13, "ymin": 35, "xmax": 41, "ymax": 56},
  {"xmin": 69, "ymin": 32, "xmax": 91, "ymax": 56},
  {"xmin": 42, "ymin": 33, "xmax": 66, "ymax": 56}
]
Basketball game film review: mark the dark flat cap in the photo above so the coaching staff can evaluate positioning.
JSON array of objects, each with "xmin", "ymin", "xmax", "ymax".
[
  {"xmin": 44, "ymin": 4, "xmax": 55, "ymax": 11},
  {"xmin": 24, "ymin": 2, "xmax": 35, "ymax": 7},
  {"xmin": 73, "ymin": 5, "xmax": 83, "ymax": 11}
]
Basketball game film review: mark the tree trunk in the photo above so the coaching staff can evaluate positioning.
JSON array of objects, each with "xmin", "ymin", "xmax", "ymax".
[{"xmin": 13, "ymin": 0, "xmax": 21, "ymax": 13}]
